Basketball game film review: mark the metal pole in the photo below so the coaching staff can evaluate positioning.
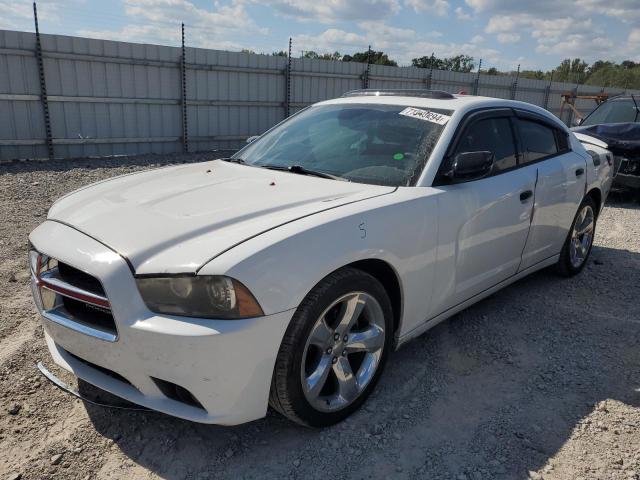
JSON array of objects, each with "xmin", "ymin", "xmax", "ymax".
[
  {"xmin": 363, "ymin": 45, "xmax": 371, "ymax": 89},
  {"xmin": 180, "ymin": 23, "xmax": 189, "ymax": 153},
  {"xmin": 511, "ymin": 64, "xmax": 520, "ymax": 100},
  {"xmin": 543, "ymin": 70, "xmax": 554, "ymax": 110},
  {"xmin": 33, "ymin": 2, "xmax": 53, "ymax": 160},
  {"xmin": 284, "ymin": 37, "xmax": 292, "ymax": 118},
  {"xmin": 425, "ymin": 52, "xmax": 434, "ymax": 90},
  {"xmin": 567, "ymin": 85, "xmax": 578, "ymax": 126},
  {"xmin": 510, "ymin": 64, "xmax": 520, "ymax": 100},
  {"xmin": 473, "ymin": 58, "xmax": 482, "ymax": 95}
]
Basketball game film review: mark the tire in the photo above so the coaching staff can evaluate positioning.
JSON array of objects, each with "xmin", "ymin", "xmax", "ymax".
[
  {"xmin": 555, "ymin": 196, "xmax": 597, "ymax": 277},
  {"xmin": 269, "ymin": 267, "xmax": 394, "ymax": 427}
]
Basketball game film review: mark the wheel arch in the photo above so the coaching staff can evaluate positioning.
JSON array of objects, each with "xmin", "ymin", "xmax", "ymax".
[
  {"xmin": 586, "ymin": 187, "xmax": 602, "ymax": 216},
  {"xmin": 340, "ymin": 259, "xmax": 404, "ymax": 342}
]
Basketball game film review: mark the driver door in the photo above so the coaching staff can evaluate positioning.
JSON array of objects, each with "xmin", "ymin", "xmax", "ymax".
[{"xmin": 430, "ymin": 109, "xmax": 537, "ymax": 313}]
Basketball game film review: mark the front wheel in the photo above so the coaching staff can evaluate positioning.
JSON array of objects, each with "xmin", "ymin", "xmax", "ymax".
[
  {"xmin": 269, "ymin": 268, "xmax": 393, "ymax": 427},
  {"xmin": 555, "ymin": 196, "xmax": 597, "ymax": 276}
]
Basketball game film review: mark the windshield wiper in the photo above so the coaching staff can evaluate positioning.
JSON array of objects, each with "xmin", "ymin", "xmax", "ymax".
[
  {"xmin": 220, "ymin": 157, "xmax": 246, "ymax": 164},
  {"xmin": 262, "ymin": 164, "xmax": 349, "ymax": 181}
]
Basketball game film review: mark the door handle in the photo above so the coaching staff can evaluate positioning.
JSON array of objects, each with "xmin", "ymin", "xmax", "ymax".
[
  {"xmin": 520, "ymin": 190, "xmax": 533, "ymax": 202},
  {"xmin": 576, "ymin": 168, "xmax": 585, "ymax": 177}
]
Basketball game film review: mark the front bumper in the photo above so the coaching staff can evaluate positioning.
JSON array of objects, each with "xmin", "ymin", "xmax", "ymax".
[{"xmin": 30, "ymin": 220, "xmax": 294, "ymax": 425}]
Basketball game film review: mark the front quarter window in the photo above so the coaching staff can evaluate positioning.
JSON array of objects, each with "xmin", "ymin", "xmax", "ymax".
[{"xmin": 234, "ymin": 103, "xmax": 452, "ymax": 186}]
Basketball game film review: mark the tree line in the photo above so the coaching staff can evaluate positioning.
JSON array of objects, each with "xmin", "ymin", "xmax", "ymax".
[{"xmin": 247, "ymin": 48, "xmax": 640, "ymax": 90}]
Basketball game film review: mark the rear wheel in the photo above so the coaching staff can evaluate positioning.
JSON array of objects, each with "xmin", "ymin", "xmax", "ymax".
[
  {"xmin": 556, "ymin": 196, "xmax": 597, "ymax": 276},
  {"xmin": 269, "ymin": 268, "xmax": 393, "ymax": 427}
]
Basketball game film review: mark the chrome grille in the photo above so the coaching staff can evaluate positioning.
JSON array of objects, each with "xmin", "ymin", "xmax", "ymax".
[{"xmin": 30, "ymin": 251, "xmax": 118, "ymax": 342}]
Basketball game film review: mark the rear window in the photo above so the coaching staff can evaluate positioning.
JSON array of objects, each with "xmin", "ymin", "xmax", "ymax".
[{"xmin": 518, "ymin": 119, "xmax": 558, "ymax": 163}]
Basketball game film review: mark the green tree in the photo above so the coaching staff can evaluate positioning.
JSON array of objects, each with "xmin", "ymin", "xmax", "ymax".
[
  {"xmin": 411, "ymin": 53, "xmax": 444, "ymax": 69},
  {"xmin": 411, "ymin": 54, "xmax": 474, "ymax": 72},
  {"xmin": 271, "ymin": 50, "xmax": 288, "ymax": 57},
  {"xmin": 585, "ymin": 63, "xmax": 640, "ymax": 89},
  {"xmin": 443, "ymin": 55, "xmax": 475, "ymax": 73},
  {"xmin": 342, "ymin": 50, "xmax": 398, "ymax": 66},
  {"xmin": 588, "ymin": 60, "xmax": 615, "ymax": 76},
  {"xmin": 301, "ymin": 51, "xmax": 342, "ymax": 61},
  {"xmin": 519, "ymin": 70, "xmax": 546, "ymax": 80},
  {"xmin": 553, "ymin": 58, "xmax": 589, "ymax": 84}
]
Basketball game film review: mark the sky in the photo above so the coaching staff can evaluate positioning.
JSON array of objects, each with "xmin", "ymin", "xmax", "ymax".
[{"xmin": 1, "ymin": 0, "xmax": 640, "ymax": 71}]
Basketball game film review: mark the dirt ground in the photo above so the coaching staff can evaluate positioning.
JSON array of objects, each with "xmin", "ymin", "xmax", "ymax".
[{"xmin": 1, "ymin": 154, "xmax": 639, "ymax": 480}]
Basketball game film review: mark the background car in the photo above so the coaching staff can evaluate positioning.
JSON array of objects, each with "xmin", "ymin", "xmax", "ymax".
[{"xmin": 573, "ymin": 95, "xmax": 640, "ymax": 191}]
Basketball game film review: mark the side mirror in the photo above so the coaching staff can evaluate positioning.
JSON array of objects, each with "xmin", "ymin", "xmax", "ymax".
[
  {"xmin": 449, "ymin": 151, "xmax": 494, "ymax": 182},
  {"xmin": 246, "ymin": 135, "xmax": 260, "ymax": 144},
  {"xmin": 574, "ymin": 117, "xmax": 584, "ymax": 127}
]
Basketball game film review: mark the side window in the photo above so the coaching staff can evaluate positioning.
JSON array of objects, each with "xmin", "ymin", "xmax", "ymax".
[
  {"xmin": 518, "ymin": 119, "xmax": 558, "ymax": 163},
  {"xmin": 454, "ymin": 117, "xmax": 518, "ymax": 173}
]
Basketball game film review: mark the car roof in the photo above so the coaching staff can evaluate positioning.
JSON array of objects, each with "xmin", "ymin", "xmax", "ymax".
[{"xmin": 316, "ymin": 91, "xmax": 560, "ymax": 124}]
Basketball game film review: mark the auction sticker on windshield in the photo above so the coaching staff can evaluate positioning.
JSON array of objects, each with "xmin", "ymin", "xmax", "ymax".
[{"xmin": 399, "ymin": 107, "xmax": 451, "ymax": 125}]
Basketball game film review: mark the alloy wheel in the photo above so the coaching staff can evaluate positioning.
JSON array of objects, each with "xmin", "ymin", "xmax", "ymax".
[
  {"xmin": 569, "ymin": 204, "xmax": 595, "ymax": 268},
  {"xmin": 301, "ymin": 292, "xmax": 386, "ymax": 412}
]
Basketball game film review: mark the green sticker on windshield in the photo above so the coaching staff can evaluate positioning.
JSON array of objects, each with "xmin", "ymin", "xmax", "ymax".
[{"xmin": 393, "ymin": 153, "xmax": 404, "ymax": 161}]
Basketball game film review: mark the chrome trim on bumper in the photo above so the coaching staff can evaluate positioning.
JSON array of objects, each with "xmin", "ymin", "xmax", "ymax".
[
  {"xmin": 39, "ymin": 271, "xmax": 110, "ymax": 309},
  {"xmin": 42, "ymin": 308, "xmax": 118, "ymax": 342}
]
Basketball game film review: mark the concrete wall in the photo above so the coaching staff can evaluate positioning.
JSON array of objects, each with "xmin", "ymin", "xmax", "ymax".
[{"xmin": 1, "ymin": 29, "xmax": 636, "ymax": 161}]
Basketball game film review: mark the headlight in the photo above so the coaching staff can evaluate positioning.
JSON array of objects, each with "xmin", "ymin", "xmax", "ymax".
[{"xmin": 136, "ymin": 276, "xmax": 264, "ymax": 319}]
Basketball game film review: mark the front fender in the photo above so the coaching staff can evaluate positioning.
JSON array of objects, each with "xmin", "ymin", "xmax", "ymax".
[{"xmin": 199, "ymin": 188, "xmax": 441, "ymax": 338}]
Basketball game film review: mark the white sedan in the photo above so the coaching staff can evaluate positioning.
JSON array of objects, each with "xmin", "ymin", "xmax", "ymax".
[{"xmin": 29, "ymin": 90, "xmax": 613, "ymax": 427}]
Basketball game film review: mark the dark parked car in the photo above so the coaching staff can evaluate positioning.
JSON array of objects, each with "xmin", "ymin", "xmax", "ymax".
[{"xmin": 573, "ymin": 95, "xmax": 640, "ymax": 190}]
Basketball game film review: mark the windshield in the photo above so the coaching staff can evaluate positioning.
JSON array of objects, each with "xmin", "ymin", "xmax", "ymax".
[
  {"xmin": 233, "ymin": 103, "xmax": 451, "ymax": 186},
  {"xmin": 582, "ymin": 98, "xmax": 639, "ymax": 126}
]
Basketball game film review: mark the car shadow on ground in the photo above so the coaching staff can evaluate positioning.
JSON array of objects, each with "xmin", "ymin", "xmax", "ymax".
[{"xmin": 77, "ymin": 243, "xmax": 640, "ymax": 479}]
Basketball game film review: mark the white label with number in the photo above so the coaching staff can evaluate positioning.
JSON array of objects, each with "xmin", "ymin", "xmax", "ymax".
[{"xmin": 399, "ymin": 107, "xmax": 451, "ymax": 125}]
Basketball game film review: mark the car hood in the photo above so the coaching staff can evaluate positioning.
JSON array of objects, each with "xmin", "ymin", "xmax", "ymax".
[
  {"xmin": 573, "ymin": 122, "xmax": 640, "ymax": 155},
  {"xmin": 48, "ymin": 160, "xmax": 395, "ymax": 274}
]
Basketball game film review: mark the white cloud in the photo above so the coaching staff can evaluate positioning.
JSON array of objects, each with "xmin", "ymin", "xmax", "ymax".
[
  {"xmin": 254, "ymin": 0, "xmax": 401, "ymax": 23},
  {"xmin": 627, "ymin": 29, "xmax": 640, "ymax": 61},
  {"xmin": 291, "ymin": 22, "xmax": 522, "ymax": 69},
  {"xmin": 123, "ymin": 0, "xmax": 263, "ymax": 33},
  {"xmin": 575, "ymin": 0, "xmax": 640, "ymax": 21},
  {"xmin": 465, "ymin": 0, "xmax": 570, "ymax": 14},
  {"xmin": 294, "ymin": 28, "xmax": 369, "ymax": 52},
  {"xmin": 496, "ymin": 33, "xmax": 519, "ymax": 44},
  {"xmin": 0, "ymin": 0, "xmax": 76, "ymax": 30},
  {"xmin": 79, "ymin": 0, "xmax": 266, "ymax": 51},
  {"xmin": 482, "ymin": 11, "xmax": 616, "ymax": 60},
  {"xmin": 536, "ymin": 34, "xmax": 614, "ymax": 57},
  {"xmin": 358, "ymin": 21, "xmax": 417, "ymax": 41},
  {"xmin": 404, "ymin": 0, "xmax": 450, "ymax": 16},
  {"xmin": 455, "ymin": 6, "xmax": 472, "ymax": 20}
]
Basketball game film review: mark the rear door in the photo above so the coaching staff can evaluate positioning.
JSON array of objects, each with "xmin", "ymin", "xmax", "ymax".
[
  {"xmin": 430, "ymin": 109, "xmax": 537, "ymax": 312},
  {"xmin": 516, "ymin": 112, "xmax": 587, "ymax": 271}
]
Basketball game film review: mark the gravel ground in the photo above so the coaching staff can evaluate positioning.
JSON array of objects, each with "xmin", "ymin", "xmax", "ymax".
[{"xmin": 1, "ymin": 153, "xmax": 639, "ymax": 480}]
